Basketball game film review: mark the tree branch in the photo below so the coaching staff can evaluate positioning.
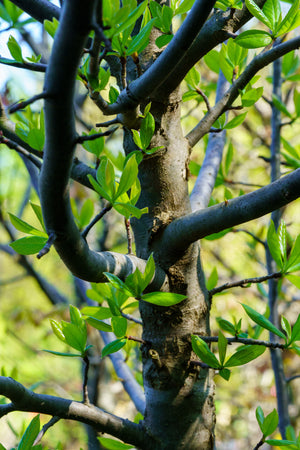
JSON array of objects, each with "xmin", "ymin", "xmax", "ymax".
[
  {"xmin": 189, "ymin": 71, "xmax": 229, "ymax": 211},
  {"xmin": 9, "ymin": 0, "xmax": 60, "ymax": 23},
  {"xmin": 0, "ymin": 57, "xmax": 47, "ymax": 73},
  {"xmin": 8, "ymin": 92, "xmax": 48, "ymax": 114},
  {"xmin": 209, "ymin": 271, "xmax": 282, "ymax": 296},
  {"xmin": 186, "ymin": 36, "xmax": 300, "ymax": 147},
  {"xmin": 199, "ymin": 336, "xmax": 286, "ymax": 350},
  {"xmin": 160, "ymin": 169, "xmax": 300, "ymax": 258},
  {"xmin": 39, "ymin": 0, "xmax": 167, "ymax": 288},
  {"xmin": 0, "ymin": 377, "xmax": 148, "ymax": 447},
  {"xmin": 99, "ymin": 0, "xmax": 216, "ymax": 115}
]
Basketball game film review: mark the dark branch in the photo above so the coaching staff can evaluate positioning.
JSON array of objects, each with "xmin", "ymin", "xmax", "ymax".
[
  {"xmin": 198, "ymin": 336, "xmax": 285, "ymax": 349},
  {"xmin": 209, "ymin": 272, "xmax": 282, "ymax": 296},
  {"xmin": 77, "ymin": 127, "xmax": 118, "ymax": 144},
  {"xmin": 9, "ymin": 0, "xmax": 60, "ymax": 22},
  {"xmin": 0, "ymin": 377, "xmax": 148, "ymax": 447},
  {"xmin": 187, "ymin": 36, "xmax": 300, "ymax": 147},
  {"xmin": 161, "ymin": 169, "xmax": 300, "ymax": 258},
  {"xmin": 8, "ymin": 92, "xmax": 48, "ymax": 114},
  {"xmin": 81, "ymin": 205, "xmax": 112, "ymax": 240},
  {"xmin": 0, "ymin": 57, "xmax": 47, "ymax": 72}
]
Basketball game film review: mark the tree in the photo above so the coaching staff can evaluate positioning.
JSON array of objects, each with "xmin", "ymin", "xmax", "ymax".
[{"xmin": 0, "ymin": 0, "xmax": 300, "ymax": 448}]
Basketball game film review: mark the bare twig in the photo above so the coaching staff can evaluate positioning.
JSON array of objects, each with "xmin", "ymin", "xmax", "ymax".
[
  {"xmin": 0, "ymin": 133, "xmax": 42, "ymax": 168},
  {"xmin": 126, "ymin": 335, "xmax": 147, "ymax": 345},
  {"xmin": 209, "ymin": 271, "xmax": 282, "ymax": 296},
  {"xmin": 83, "ymin": 355, "xmax": 90, "ymax": 405},
  {"xmin": 0, "ymin": 57, "xmax": 47, "ymax": 72},
  {"xmin": 81, "ymin": 205, "xmax": 112, "ymax": 240},
  {"xmin": 286, "ymin": 374, "xmax": 300, "ymax": 383},
  {"xmin": 96, "ymin": 118, "xmax": 120, "ymax": 127},
  {"xmin": 77, "ymin": 127, "xmax": 118, "ymax": 143},
  {"xmin": 8, "ymin": 92, "xmax": 48, "ymax": 114},
  {"xmin": 197, "ymin": 336, "xmax": 286, "ymax": 349},
  {"xmin": 121, "ymin": 312, "xmax": 143, "ymax": 325},
  {"xmin": 37, "ymin": 232, "xmax": 57, "ymax": 259},
  {"xmin": 33, "ymin": 416, "xmax": 60, "ymax": 445},
  {"xmin": 196, "ymin": 87, "xmax": 210, "ymax": 111},
  {"xmin": 232, "ymin": 228, "xmax": 266, "ymax": 247},
  {"xmin": 125, "ymin": 218, "xmax": 133, "ymax": 254}
]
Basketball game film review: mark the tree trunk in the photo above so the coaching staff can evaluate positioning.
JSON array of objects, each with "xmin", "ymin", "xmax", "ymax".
[{"xmin": 127, "ymin": 61, "xmax": 215, "ymax": 449}]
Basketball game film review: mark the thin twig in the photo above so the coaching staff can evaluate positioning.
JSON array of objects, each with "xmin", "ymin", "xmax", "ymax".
[
  {"xmin": 77, "ymin": 127, "xmax": 118, "ymax": 143},
  {"xmin": 233, "ymin": 228, "xmax": 266, "ymax": 247},
  {"xmin": 81, "ymin": 205, "xmax": 112, "ymax": 240},
  {"xmin": 196, "ymin": 87, "xmax": 210, "ymax": 110},
  {"xmin": 121, "ymin": 312, "xmax": 142, "ymax": 325},
  {"xmin": 126, "ymin": 335, "xmax": 147, "ymax": 345},
  {"xmin": 225, "ymin": 179, "xmax": 264, "ymax": 188},
  {"xmin": 33, "ymin": 416, "xmax": 60, "ymax": 445},
  {"xmin": 37, "ymin": 232, "xmax": 57, "ymax": 259},
  {"xmin": 209, "ymin": 271, "xmax": 282, "ymax": 296},
  {"xmin": 83, "ymin": 355, "xmax": 90, "ymax": 405},
  {"xmin": 120, "ymin": 56, "xmax": 127, "ymax": 89},
  {"xmin": 189, "ymin": 360, "xmax": 211, "ymax": 369},
  {"xmin": 8, "ymin": 92, "xmax": 48, "ymax": 114},
  {"xmin": 197, "ymin": 336, "xmax": 286, "ymax": 349},
  {"xmin": 286, "ymin": 374, "xmax": 300, "ymax": 383},
  {"xmin": 96, "ymin": 118, "xmax": 120, "ymax": 127},
  {"xmin": 125, "ymin": 218, "xmax": 133, "ymax": 254},
  {"xmin": 0, "ymin": 133, "xmax": 42, "ymax": 168},
  {"xmin": 253, "ymin": 438, "xmax": 265, "ymax": 450},
  {"xmin": 0, "ymin": 57, "xmax": 47, "ymax": 72}
]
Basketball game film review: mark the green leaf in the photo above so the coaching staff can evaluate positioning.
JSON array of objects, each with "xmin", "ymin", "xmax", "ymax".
[
  {"xmin": 224, "ymin": 112, "xmax": 247, "ymax": 129},
  {"xmin": 241, "ymin": 87, "xmax": 264, "ymax": 107},
  {"xmin": 224, "ymin": 344, "xmax": 266, "ymax": 367},
  {"xmin": 43, "ymin": 350, "xmax": 82, "ymax": 357},
  {"xmin": 111, "ymin": 0, "xmax": 147, "ymax": 37},
  {"xmin": 290, "ymin": 315, "xmax": 300, "ymax": 344},
  {"xmin": 61, "ymin": 321, "xmax": 87, "ymax": 353},
  {"xmin": 87, "ymin": 175, "xmax": 113, "ymax": 202},
  {"xmin": 109, "ymin": 86, "xmax": 120, "ymax": 103},
  {"xmin": 10, "ymin": 236, "xmax": 47, "ymax": 255},
  {"xmin": 143, "ymin": 254, "xmax": 156, "ymax": 289},
  {"xmin": 85, "ymin": 316, "xmax": 113, "ymax": 332},
  {"xmin": 30, "ymin": 202, "xmax": 45, "ymax": 231},
  {"xmin": 99, "ymin": 437, "xmax": 134, "ymax": 449},
  {"xmin": 81, "ymin": 130, "xmax": 104, "ymax": 158},
  {"xmin": 275, "ymin": 0, "xmax": 300, "ymax": 36},
  {"xmin": 50, "ymin": 319, "xmax": 66, "ymax": 343},
  {"xmin": 266, "ymin": 439, "xmax": 298, "ymax": 447},
  {"xmin": 204, "ymin": 49, "xmax": 220, "ymax": 74},
  {"xmin": 218, "ymin": 331, "xmax": 228, "ymax": 366},
  {"xmin": 175, "ymin": 0, "xmax": 195, "ymax": 15},
  {"xmin": 235, "ymin": 30, "xmax": 273, "ymax": 49},
  {"xmin": 242, "ymin": 303, "xmax": 286, "ymax": 339},
  {"xmin": 126, "ymin": 19, "xmax": 155, "ymax": 55},
  {"xmin": 281, "ymin": 316, "xmax": 292, "ymax": 341},
  {"xmin": 155, "ymin": 34, "xmax": 173, "ymax": 48},
  {"xmin": 111, "ymin": 316, "xmax": 127, "ymax": 337},
  {"xmin": 267, "ymin": 221, "xmax": 283, "ymax": 269},
  {"xmin": 287, "ymin": 275, "xmax": 300, "ymax": 289},
  {"xmin": 256, "ymin": 406, "xmax": 265, "ymax": 433},
  {"xmin": 81, "ymin": 306, "xmax": 112, "ymax": 320},
  {"xmin": 43, "ymin": 17, "xmax": 59, "ymax": 38},
  {"xmin": 114, "ymin": 202, "xmax": 148, "ymax": 220},
  {"xmin": 191, "ymin": 335, "xmax": 221, "ymax": 369},
  {"xmin": 78, "ymin": 199, "xmax": 94, "ymax": 228},
  {"xmin": 263, "ymin": 0, "xmax": 282, "ymax": 31},
  {"xmin": 141, "ymin": 292, "xmax": 186, "ymax": 307},
  {"xmin": 272, "ymin": 94, "xmax": 293, "ymax": 118},
  {"xmin": 278, "ymin": 220, "xmax": 287, "ymax": 266},
  {"xmin": 18, "ymin": 415, "xmax": 40, "ymax": 450},
  {"xmin": 102, "ymin": 338, "xmax": 127, "ymax": 357},
  {"xmin": 285, "ymin": 235, "xmax": 300, "ymax": 272},
  {"xmin": 116, "ymin": 154, "xmax": 138, "ymax": 199},
  {"xmin": 206, "ymin": 267, "xmax": 218, "ymax": 290},
  {"xmin": 261, "ymin": 409, "xmax": 279, "ymax": 437},
  {"xmin": 219, "ymin": 368, "xmax": 231, "ymax": 380},
  {"xmin": 185, "ymin": 66, "xmax": 201, "ymax": 90},
  {"xmin": 245, "ymin": 0, "xmax": 272, "ymax": 28},
  {"xmin": 104, "ymin": 272, "xmax": 133, "ymax": 296},
  {"xmin": 216, "ymin": 318, "xmax": 237, "ymax": 336},
  {"xmin": 8, "ymin": 213, "xmax": 46, "ymax": 237},
  {"xmin": 7, "ymin": 35, "xmax": 23, "ymax": 62},
  {"xmin": 140, "ymin": 112, "xmax": 155, "ymax": 150}
]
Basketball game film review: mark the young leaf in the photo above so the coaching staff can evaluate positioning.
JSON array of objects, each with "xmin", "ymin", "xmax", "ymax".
[
  {"xmin": 98, "ymin": 437, "xmax": 134, "ymax": 450},
  {"xmin": 262, "ymin": 0, "xmax": 282, "ymax": 31},
  {"xmin": 81, "ymin": 306, "xmax": 113, "ymax": 320},
  {"xmin": 30, "ymin": 202, "xmax": 46, "ymax": 231},
  {"xmin": 245, "ymin": 0, "xmax": 272, "ymax": 28},
  {"xmin": 116, "ymin": 154, "xmax": 138, "ymax": 199},
  {"xmin": 275, "ymin": 0, "xmax": 300, "ymax": 36},
  {"xmin": 218, "ymin": 331, "xmax": 228, "ymax": 366},
  {"xmin": 281, "ymin": 316, "xmax": 291, "ymax": 341},
  {"xmin": 267, "ymin": 221, "xmax": 283, "ymax": 269},
  {"xmin": 102, "ymin": 338, "xmax": 127, "ymax": 357},
  {"xmin": 242, "ymin": 303, "xmax": 286, "ymax": 339},
  {"xmin": 126, "ymin": 19, "xmax": 155, "ymax": 55},
  {"xmin": 224, "ymin": 345, "xmax": 266, "ymax": 367},
  {"xmin": 140, "ymin": 112, "xmax": 155, "ymax": 149},
  {"xmin": 278, "ymin": 220, "xmax": 287, "ymax": 265},
  {"xmin": 285, "ymin": 235, "xmax": 300, "ymax": 272},
  {"xmin": 85, "ymin": 316, "xmax": 113, "ymax": 332},
  {"xmin": 7, "ymin": 35, "xmax": 23, "ymax": 62},
  {"xmin": 224, "ymin": 112, "xmax": 247, "ymax": 129},
  {"xmin": 10, "ymin": 236, "xmax": 48, "ymax": 255},
  {"xmin": 235, "ymin": 30, "xmax": 273, "ymax": 49},
  {"xmin": 206, "ymin": 267, "xmax": 218, "ymax": 290},
  {"xmin": 261, "ymin": 409, "xmax": 278, "ymax": 437},
  {"xmin": 216, "ymin": 318, "xmax": 237, "ymax": 336},
  {"xmin": 290, "ymin": 315, "xmax": 300, "ymax": 344},
  {"xmin": 256, "ymin": 406, "xmax": 265, "ymax": 432},
  {"xmin": 191, "ymin": 335, "xmax": 221, "ymax": 369},
  {"xmin": 141, "ymin": 292, "xmax": 186, "ymax": 307},
  {"xmin": 50, "ymin": 319, "xmax": 66, "ymax": 343},
  {"xmin": 142, "ymin": 253, "xmax": 156, "ymax": 289},
  {"xmin": 219, "ymin": 368, "xmax": 231, "ymax": 380},
  {"xmin": 17, "ymin": 415, "xmax": 40, "ymax": 450},
  {"xmin": 61, "ymin": 321, "xmax": 87, "ymax": 353},
  {"xmin": 104, "ymin": 272, "xmax": 133, "ymax": 296},
  {"xmin": 8, "ymin": 213, "xmax": 46, "ymax": 237},
  {"xmin": 111, "ymin": 316, "xmax": 127, "ymax": 337}
]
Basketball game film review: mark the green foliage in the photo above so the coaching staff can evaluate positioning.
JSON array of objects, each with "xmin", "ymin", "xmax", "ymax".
[
  {"xmin": 17, "ymin": 415, "xmax": 40, "ymax": 450},
  {"xmin": 99, "ymin": 437, "xmax": 134, "ymax": 449},
  {"xmin": 256, "ymin": 406, "xmax": 278, "ymax": 438}
]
